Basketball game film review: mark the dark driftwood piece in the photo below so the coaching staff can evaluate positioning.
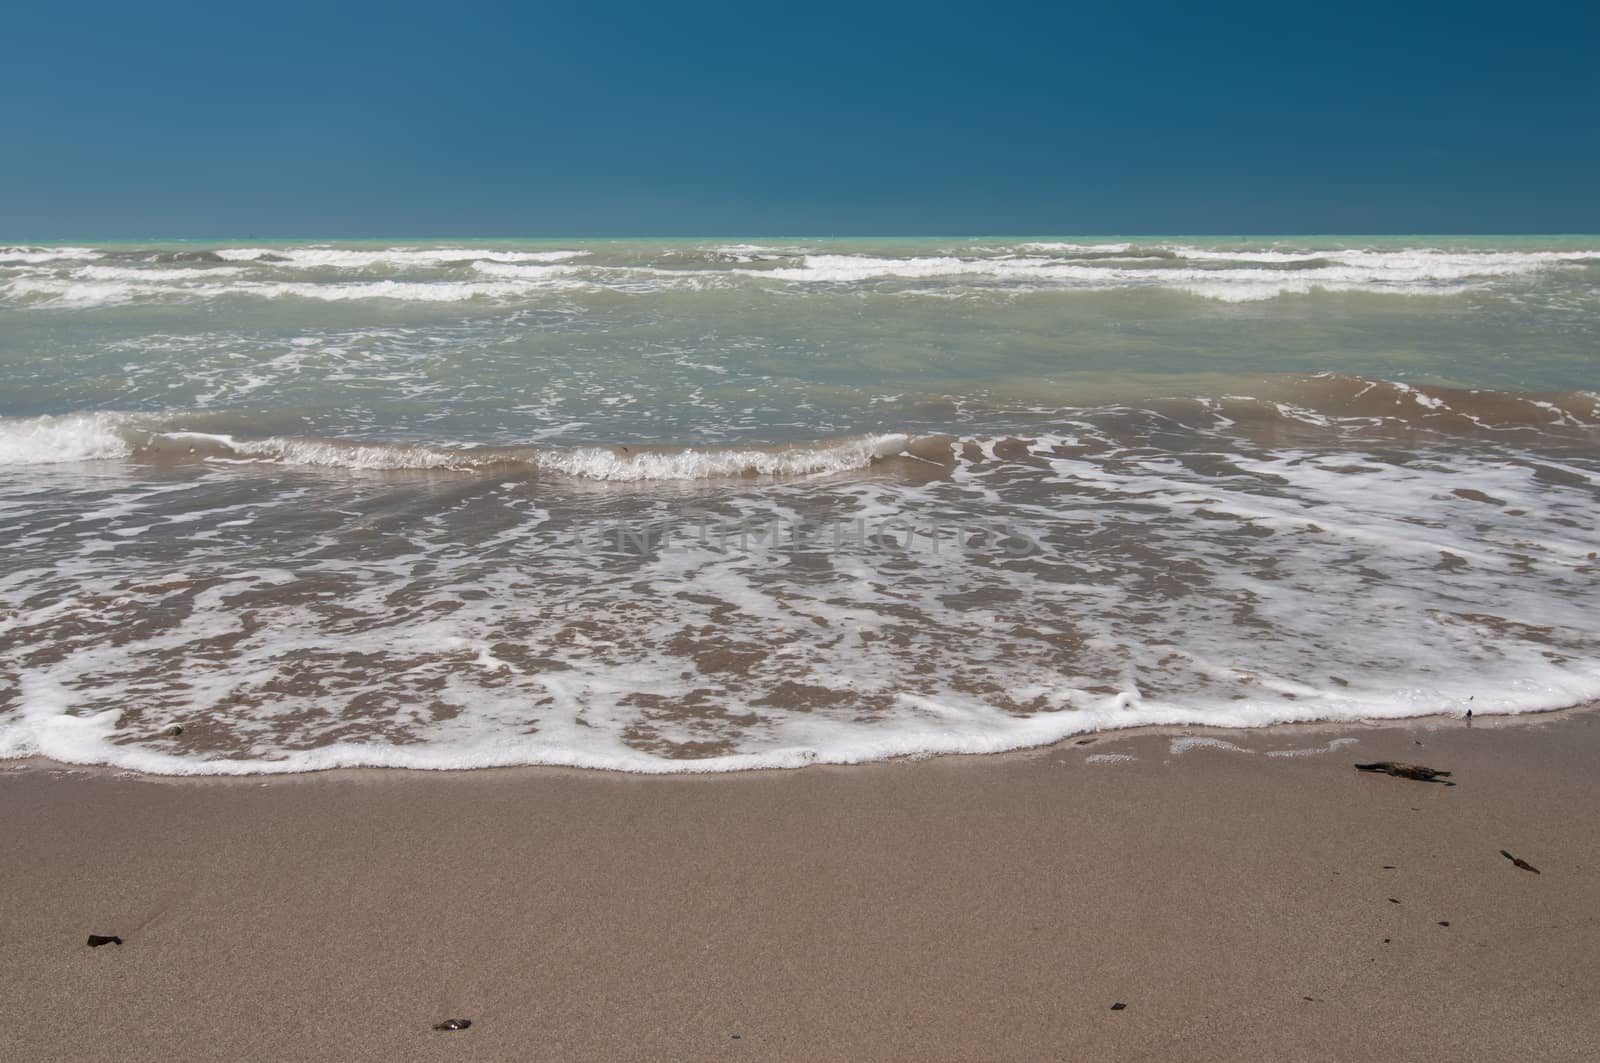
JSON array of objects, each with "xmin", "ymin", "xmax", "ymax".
[{"xmin": 1354, "ymin": 762, "xmax": 1454, "ymax": 784}]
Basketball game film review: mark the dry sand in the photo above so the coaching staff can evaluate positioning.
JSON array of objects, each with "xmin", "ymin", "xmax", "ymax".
[{"xmin": 2, "ymin": 710, "xmax": 1597, "ymax": 1062}]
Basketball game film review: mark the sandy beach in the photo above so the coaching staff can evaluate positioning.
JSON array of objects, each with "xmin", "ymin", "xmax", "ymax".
[
  {"xmin": 3, "ymin": 709, "xmax": 1597, "ymax": 1062},
  {"xmin": 8, "ymin": 3, "xmax": 1598, "ymax": 1060}
]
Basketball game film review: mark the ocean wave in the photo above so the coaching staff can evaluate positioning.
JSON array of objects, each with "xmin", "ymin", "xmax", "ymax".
[
  {"xmin": 3, "ymin": 379, "xmax": 1593, "ymax": 476},
  {"xmin": 755, "ymin": 249, "xmax": 1598, "ymax": 299},
  {"xmin": 0, "ymin": 415, "xmax": 918, "ymax": 479},
  {"xmin": 0, "ymin": 246, "xmax": 101, "ymax": 265},
  {"xmin": 0, "ymin": 275, "xmax": 587, "ymax": 308},
  {"xmin": 5, "ymin": 241, "xmax": 1596, "ymax": 308},
  {"xmin": 0, "ymin": 413, "xmax": 135, "ymax": 464},
  {"xmin": 210, "ymin": 246, "xmax": 590, "ymax": 267},
  {"xmin": 531, "ymin": 435, "xmax": 913, "ymax": 480},
  {"xmin": 74, "ymin": 264, "xmax": 250, "ymax": 282}
]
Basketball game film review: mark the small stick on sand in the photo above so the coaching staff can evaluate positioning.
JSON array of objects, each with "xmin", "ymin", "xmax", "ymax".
[{"xmin": 1500, "ymin": 850, "xmax": 1541, "ymax": 874}]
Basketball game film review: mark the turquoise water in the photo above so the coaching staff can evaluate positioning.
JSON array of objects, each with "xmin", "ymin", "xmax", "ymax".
[{"xmin": 3, "ymin": 236, "xmax": 1598, "ymax": 442}]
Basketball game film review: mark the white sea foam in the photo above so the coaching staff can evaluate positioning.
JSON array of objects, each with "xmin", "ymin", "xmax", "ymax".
[
  {"xmin": 73, "ymin": 264, "xmax": 248, "ymax": 281},
  {"xmin": 751, "ymin": 248, "xmax": 1595, "ymax": 300},
  {"xmin": 243, "ymin": 279, "xmax": 586, "ymax": 302},
  {"xmin": 1169, "ymin": 736, "xmax": 1253, "ymax": 755},
  {"xmin": 0, "ymin": 414, "xmax": 911, "ymax": 480},
  {"xmin": 0, "ymin": 413, "xmax": 135, "ymax": 464},
  {"xmin": 206, "ymin": 436, "xmax": 494, "ymax": 470},
  {"xmin": 532, "ymin": 435, "xmax": 909, "ymax": 480},
  {"xmin": 1017, "ymin": 242, "xmax": 1135, "ymax": 253},
  {"xmin": 2, "ymin": 404, "xmax": 1596, "ymax": 776},
  {"xmin": 5, "ymin": 240, "xmax": 1594, "ymax": 307},
  {"xmin": 1, "ymin": 664, "xmax": 1587, "ymax": 776},
  {"xmin": 213, "ymin": 432, "xmax": 908, "ymax": 478},
  {"xmin": 211, "ymin": 247, "xmax": 590, "ymax": 267},
  {"xmin": 0, "ymin": 275, "xmax": 585, "ymax": 307},
  {"xmin": 1264, "ymin": 737, "xmax": 1361, "ymax": 758},
  {"xmin": 469, "ymin": 260, "xmax": 586, "ymax": 279},
  {"xmin": 0, "ymin": 246, "xmax": 101, "ymax": 264},
  {"xmin": 710, "ymin": 243, "xmax": 807, "ymax": 260}
]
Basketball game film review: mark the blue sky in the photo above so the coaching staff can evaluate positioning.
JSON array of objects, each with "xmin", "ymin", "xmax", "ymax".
[{"xmin": 4, "ymin": 1, "xmax": 1597, "ymax": 237}]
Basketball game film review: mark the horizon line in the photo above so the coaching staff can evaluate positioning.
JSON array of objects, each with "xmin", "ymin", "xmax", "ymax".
[{"xmin": 8, "ymin": 231, "xmax": 1600, "ymax": 245}]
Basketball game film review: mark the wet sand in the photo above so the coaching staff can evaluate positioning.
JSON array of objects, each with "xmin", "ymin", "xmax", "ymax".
[{"xmin": 2, "ymin": 710, "xmax": 1598, "ymax": 1062}]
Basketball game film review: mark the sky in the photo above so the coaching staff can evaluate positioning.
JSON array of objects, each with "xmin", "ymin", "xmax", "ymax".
[{"xmin": 4, "ymin": 0, "xmax": 1598, "ymax": 238}]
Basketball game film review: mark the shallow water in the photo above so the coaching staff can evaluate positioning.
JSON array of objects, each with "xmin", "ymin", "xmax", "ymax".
[{"xmin": 1, "ymin": 237, "xmax": 1597, "ymax": 772}]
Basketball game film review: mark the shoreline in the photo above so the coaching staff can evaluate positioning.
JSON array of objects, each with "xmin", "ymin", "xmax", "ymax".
[
  {"xmin": 5, "ymin": 707, "xmax": 1598, "ymax": 1061},
  {"xmin": 9, "ymin": 700, "xmax": 1595, "ymax": 785}
]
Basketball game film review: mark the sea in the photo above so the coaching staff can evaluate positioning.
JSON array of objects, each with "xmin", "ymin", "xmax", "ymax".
[{"xmin": 1, "ymin": 236, "xmax": 1596, "ymax": 774}]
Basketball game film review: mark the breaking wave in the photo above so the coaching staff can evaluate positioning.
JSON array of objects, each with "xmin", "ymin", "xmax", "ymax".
[
  {"xmin": 0, "ymin": 414, "xmax": 917, "ymax": 479},
  {"xmin": 4, "ymin": 240, "xmax": 1597, "ymax": 307},
  {"xmin": 4, "ymin": 377, "xmax": 1594, "ymax": 479}
]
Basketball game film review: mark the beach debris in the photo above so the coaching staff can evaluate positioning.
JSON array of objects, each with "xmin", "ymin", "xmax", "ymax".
[
  {"xmin": 1500, "ymin": 850, "xmax": 1541, "ymax": 874},
  {"xmin": 1437, "ymin": 921, "xmax": 1450, "ymax": 927},
  {"xmin": 432, "ymin": 1019, "xmax": 472, "ymax": 1032},
  {"xmin": 1354, "ymin": 762, "xmax": 1454, "ymax": 784},
  {"xmin": 86, "ymin": 934, "xmax": 122, "ymax": 947},
  {"xmin": 1109, "ymin": 1002, "xmax": 1127, "ymax": 1011},
  {"xmin": 1388, "ymin": 898, "xmax": 1401, "ymax": 904}
]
